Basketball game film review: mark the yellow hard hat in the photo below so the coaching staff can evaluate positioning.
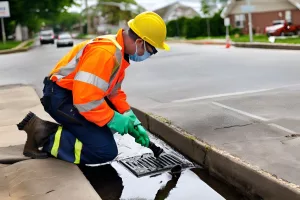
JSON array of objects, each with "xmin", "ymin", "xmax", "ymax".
[{"xmin": 128, "ymin": 11, "xmax": 170, "ymax": 51}]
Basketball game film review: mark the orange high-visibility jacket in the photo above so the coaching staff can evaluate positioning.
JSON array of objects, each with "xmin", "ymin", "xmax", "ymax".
[{"xmin": 49, "ymin": 29, "xmax": 131, "ymax": 127}]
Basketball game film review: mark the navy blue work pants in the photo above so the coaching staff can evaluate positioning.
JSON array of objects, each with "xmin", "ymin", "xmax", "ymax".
[{"xmin": 41, "ymin": 77, "xmax": 118, "ymax": 165}]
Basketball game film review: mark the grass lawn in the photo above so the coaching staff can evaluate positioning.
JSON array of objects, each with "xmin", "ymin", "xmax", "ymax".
[
  {"xmin": 185, "ymin": 35, "xmax": 300, "ymax": 44},
  {"xmin": 231, "ymin": 35, "xmax": 300, "ymax": 44},
  {"xmin": 24, "ymin": 41, "xmax": 34, "ymax": 48},
  {"xmin": 0, "ymin": 41, "xmax": 22, "ymax": 50},
  {"xmin": 231, "ymin": 35, "xmax": 269, "ymax": 43},
  {"xmin": 273, "ymin": 37, "xmax": 300, "ymax": 44}
]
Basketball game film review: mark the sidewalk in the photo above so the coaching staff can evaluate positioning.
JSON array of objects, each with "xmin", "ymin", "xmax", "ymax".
[{"xmin": 0, "ymin": 85, "xmax": 101, "ymax": 200}]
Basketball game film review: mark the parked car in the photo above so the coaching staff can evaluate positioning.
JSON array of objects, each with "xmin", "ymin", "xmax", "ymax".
[
  {"xmin": 265, "ymin": 20, "xmax": 300, "ymax": 36},
  {"xmin": 56, "ymin": 33, "xmax": 74, "ymax": 48},
  {"xmin": 40, "ymin": 30, "xmax": 55, "ymax": 45}
]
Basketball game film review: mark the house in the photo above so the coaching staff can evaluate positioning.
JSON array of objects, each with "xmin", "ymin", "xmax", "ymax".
[
  {"xmin": 221, "ymin": 0, "xmax": 300, "ymax": 34},
  {"xmin": 153, "ymin": 2, "xmax": 199, "ymax": 22}
]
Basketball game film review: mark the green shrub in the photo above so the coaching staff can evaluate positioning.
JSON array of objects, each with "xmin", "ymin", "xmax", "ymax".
[
  {"xmin": 184, "ymin": 17, "xmax": 206, "ymax": 38},
  {"xmin": 167, "ymin": 10, "xmax": 228, "ymax": 39},
  {"xmin": 166, "ymin": 17, "xmax": 187, "ymax": 37},
  {"xmin": 229, "ymin": 27, "xmax": 243, "ymax": 35}
]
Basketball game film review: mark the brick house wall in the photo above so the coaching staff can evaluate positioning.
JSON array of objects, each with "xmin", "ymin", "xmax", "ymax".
[{"xmin": 229, "ymin": 9, "xmax": 300, "ymax": 34}]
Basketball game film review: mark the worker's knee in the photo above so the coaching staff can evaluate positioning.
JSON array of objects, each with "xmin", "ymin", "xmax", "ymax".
[
  {"xmin": 97, "ymin": 143, "xmax": 118, "ymax": 163},
  {"xmin": 107, "ymin": 144, "xmax": 118, "ymax": 161}
]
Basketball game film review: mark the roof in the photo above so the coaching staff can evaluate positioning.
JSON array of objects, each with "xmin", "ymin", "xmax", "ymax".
[
  {"xmin": 153, "ymin": 2, "xmax": 199, "ymax": 22},
  {"xmin": 221, "ymin": 0, "xmax": 300, "ymax": 18}
]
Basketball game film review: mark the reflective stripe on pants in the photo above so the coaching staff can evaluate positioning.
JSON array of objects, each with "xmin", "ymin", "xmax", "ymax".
[{"xmin": 50, "ymin": 126, "xmax": 83, "ymax": 164}]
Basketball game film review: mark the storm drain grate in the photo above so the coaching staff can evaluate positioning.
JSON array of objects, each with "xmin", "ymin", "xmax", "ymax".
[{"xmin": 119, "ymin": 153, "xmax": 194, "ymax": 177}]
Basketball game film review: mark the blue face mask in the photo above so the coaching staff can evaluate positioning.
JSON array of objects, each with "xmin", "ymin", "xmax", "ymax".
[{"xmin": 129, "ymin": 41, "xmax": 151, "ymax": 62}]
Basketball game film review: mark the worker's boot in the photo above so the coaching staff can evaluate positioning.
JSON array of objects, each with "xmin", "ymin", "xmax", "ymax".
[{"xmin": 17, "ymin": 112, "xmax": 59, "ymax": 159}]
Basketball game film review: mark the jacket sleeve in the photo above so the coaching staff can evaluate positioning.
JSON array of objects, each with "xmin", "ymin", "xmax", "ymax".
[
  {"xmin": 72, "ymin": 45, "xmax": 116, "ymax": 127},
  {"xmin": 107, "ymin": 70, "xmax": 131, "ymax": 114}
]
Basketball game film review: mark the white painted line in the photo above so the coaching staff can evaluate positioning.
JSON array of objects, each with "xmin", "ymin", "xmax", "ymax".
[
  {"xmin": 212, "ymin": 102, "xmax": 297, "ymax": 134},
  {"xmin": 212, "ymin": 102, "xmax": 269, "ymax": 122},
  {"xmin": 268, "ymin": 123, "xmax": 296, "ymax": 134},
  {"xmin": 172, "ymin": 83, "xmax": 300, "ymax": 103}
]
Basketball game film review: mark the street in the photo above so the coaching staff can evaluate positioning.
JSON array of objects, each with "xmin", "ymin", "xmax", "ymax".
[
  {"xmin": 1, "ymin": 39, "xmax": 300, "ymax": 186},
  {"xmin": 2, "ymin": 40, "xmax": 300, "ymax": 100}
]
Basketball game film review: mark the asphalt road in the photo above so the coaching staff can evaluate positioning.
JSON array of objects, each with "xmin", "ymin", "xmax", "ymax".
[{"xmin": 1, "ymin": 39, "xmax": 300, "ymax": 185}]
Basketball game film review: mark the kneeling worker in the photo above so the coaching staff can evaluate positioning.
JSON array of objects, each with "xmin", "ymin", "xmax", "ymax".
[{"xmin": 17, "ymin": 11, "xmax": 170, "ymax": 165}]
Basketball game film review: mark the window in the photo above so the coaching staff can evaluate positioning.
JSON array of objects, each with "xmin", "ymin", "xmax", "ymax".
[
  {"xmin": 285, "ymin": 10, "xmax": 292, "ymax": 23},
  {"xmin": 235, "ymin": 14, "xmax": 245, "ymax": 28}
]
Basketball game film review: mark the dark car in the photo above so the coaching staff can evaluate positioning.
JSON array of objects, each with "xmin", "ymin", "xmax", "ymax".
[
  {"xmin": 40, "ymin": 30, "xmax": 55, "ymax": 45},
  {"xmin": 56, "ymin": 33, "xmax": 74, "ymax": 48}
]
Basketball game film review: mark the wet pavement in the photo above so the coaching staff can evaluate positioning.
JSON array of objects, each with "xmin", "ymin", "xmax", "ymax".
[{"xmin": 80, "ymin": 132, "xmax": 246, "ymax": 200}]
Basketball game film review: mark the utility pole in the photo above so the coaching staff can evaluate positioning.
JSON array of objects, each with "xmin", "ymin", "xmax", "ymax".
[
  {"xmin": 1, "ymin": 18, "xmax": 6, "ymax": 44},
  {"xmin": 175, "ymin": 3, "xmax": 180, "ymax": 38},
  {"xmin": 206, "ymin": 18, "xmax": 211, "ymax": 38},
  {"xmin": 84, "ymin": 0, "xmax": 92, "ymax": 34},
  {"xmin": 247, "ymin": 0, "xmax": 253, "ymax": 42},
  {"xmin": 0, "ymin": 1, "xmax": 10, "ymax": 44}
]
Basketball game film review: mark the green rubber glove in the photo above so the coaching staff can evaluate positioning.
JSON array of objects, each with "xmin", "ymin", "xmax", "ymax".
[
  {"xmin": 123, "ymin": 110, "xmax": 150, "ymax": 147},
  {"xmin": 123, "ymin": 109, "xmax": 141, "ymax": 125},
  {"xmin": 135, "ymin": 125, "xmax": 150, "ymax": 147},
  {"xmin": 107, "ymin": 111, "xmax": 134, "ymax": 135}
]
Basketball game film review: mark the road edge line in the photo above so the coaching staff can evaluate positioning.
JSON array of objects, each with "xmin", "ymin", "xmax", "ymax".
[{"xmin": 131, "ymin": 107, "xmax": 300, "ymax": 200}]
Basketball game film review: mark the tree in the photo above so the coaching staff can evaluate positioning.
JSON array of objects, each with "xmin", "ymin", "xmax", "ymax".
[
  {"xmin": 201, "ymin": 0, "xmax": 212, "ymax": 38},
  {"xmin": 96, "ymin": 0, "xmax": 138, "ymax": 25},
  {"xmin": 58, "ymin": 12, "xmax": 81, "ymax": 31},
  {"xmin": 5, "ymin": 0, "xmax": 76, "ymax": 34}
]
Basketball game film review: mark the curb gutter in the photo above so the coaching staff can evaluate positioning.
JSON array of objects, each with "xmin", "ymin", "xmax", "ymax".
[
  {"xmin": 131, "ymin": 107, "xmax": 300, "ymax": 200},
  {"xmin": 0, "ymin": 39, "xmax": 35, "ymax": 55}
]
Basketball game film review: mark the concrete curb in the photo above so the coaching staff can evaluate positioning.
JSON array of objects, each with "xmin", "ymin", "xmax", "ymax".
[
  {"xmin": 232, "ymin": 42, "xmax": 300, "ymax": 50},
  {"xmin": 0, "ymin": 39, "xmax": 35, "ymax": 55},
  {"xmin": 1, "ymin": 158, "xmax": 102, "ymax": 200},
  {"xmin": 131, "ymin": 107, "xmax": 300, "ymax": 200},
  {"xmin": 0, "ymin": 145, "xmax": 30, "ymax": 164}
]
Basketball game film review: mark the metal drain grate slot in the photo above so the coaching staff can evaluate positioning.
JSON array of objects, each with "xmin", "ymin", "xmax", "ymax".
[
  {"xmin": 159, "ymin": 156, "xmax": 175, "ymax": 165},
  {"xmin": 145, "ymin": 157, "xmax": 159, "ymax": 167},
  {"xmin": 148, "ymin": 157, "xmax": 164, "ymax": 168},
  {"xmin": 142, "ymin": 159, "xmax": 155, "ymax": 168},
  {"xmin": 119, "ymin": 153, "xmax": 194, "ymax": 177},
  {"xmin": 165, "ymin": 154, "xmax": 181, "ymax": 163}
]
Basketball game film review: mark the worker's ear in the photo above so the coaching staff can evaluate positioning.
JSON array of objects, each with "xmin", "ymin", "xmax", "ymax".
[
  {"xmin": 135, "ymin": 39, "xmax": 145, "ymax": 55},
  {"xmin": 135, "ymin": 38, "xmax": 144, "ymax": 47}
]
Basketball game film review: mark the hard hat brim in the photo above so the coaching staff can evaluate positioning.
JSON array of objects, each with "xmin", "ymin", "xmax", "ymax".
[{"xmin": 161, "ymin": 42, "xmax": 170, "ymax": 51}]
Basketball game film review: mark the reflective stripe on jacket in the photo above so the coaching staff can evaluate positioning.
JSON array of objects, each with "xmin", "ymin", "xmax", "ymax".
[{"xmin": 49, "ymin": 29, "xmax": 130, "ymax": 127}]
